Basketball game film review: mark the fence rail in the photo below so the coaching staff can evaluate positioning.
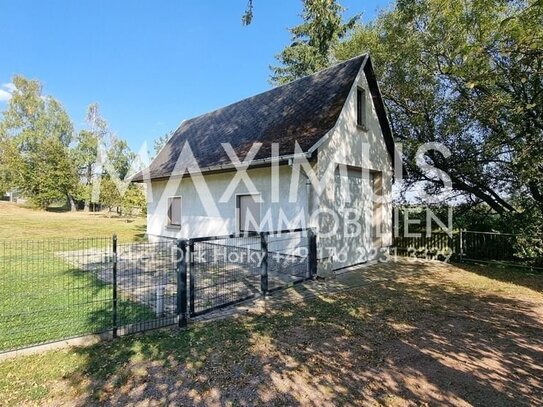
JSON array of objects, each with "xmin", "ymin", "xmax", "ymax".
[
  {"xmin": 0, "ymin": 228, "xmax": 316, "ymax": 353},
  {"xmin": 393, "ymin": 230, "xmax": 543, "ymax": 270},
  {"xmin": 188, "ymin": 229, "xmax": 315, "ymax": 316},
  {"xmin": 393, "ymin": 232, "xmax": 459, "ymax": 261}
]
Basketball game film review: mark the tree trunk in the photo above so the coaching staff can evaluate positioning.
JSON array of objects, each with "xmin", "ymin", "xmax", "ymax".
[
  {"xmin": 84, "ymin": 200, "xmax": 90, "ymax": 212},
  {"xmin": 67, "ymin": 195, "xmax": 76, "ymax": 212}
]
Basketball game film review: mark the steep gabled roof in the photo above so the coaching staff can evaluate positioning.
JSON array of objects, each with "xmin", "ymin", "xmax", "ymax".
[{"xmin": 134, "ymin": 54, "xmax": 395, "ymax": 181}]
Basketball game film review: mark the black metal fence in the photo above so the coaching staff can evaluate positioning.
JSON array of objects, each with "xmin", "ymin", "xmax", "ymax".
[
  {"xmin": 393, "ymin": 232, "xmax": 459, "ymax": 261},
  {"xmin": 188, "ymin": 229, "xmax": 316, "ymax": 317},
  {"xmin": 0, "ymin": 237, "xmax": 183, "ymax": 353},
  {"xmin": 460, "ymin": 231, "xmax": 518, "ymax": 263},
  {"xmin": 393, "ymin": 230, "xmax": 543, "ymax": 270},
  {"xmin": 0, "ymin": 228, "xmax": 316, "ymax": 353}
]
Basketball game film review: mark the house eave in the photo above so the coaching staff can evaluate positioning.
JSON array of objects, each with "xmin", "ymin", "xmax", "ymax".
[{"xmin": 134, "ymin": 151, "xmax": 316, "ymax": 183}]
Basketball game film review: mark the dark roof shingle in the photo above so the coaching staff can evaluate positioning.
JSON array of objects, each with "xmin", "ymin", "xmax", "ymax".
[{"xmin": 135, "ymin": 54, "xmax": 370, "ymax": 181}]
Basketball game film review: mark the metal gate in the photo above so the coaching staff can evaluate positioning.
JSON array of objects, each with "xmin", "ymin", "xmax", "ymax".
[{"xmin": 185, "ymin": 228, "xmax": 317, "ymax": 317}]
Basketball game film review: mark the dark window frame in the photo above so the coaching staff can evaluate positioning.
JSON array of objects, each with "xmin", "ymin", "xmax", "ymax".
[
  {"xmin": 167, "ymin": 196, "xmax": 182, "ymax": 227},
  {"xmin": 236, "ymin": 193, "xmax": 261, "ymax": 233},
  {"xmin": 356, "ymin": 87, "xmax": 366, "ymax": 128}
]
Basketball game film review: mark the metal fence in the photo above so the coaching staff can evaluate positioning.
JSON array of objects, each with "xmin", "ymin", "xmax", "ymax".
[
  {"xmin": 0, "ymin": 228, "xmax": 316, "ymax": 353},
  {"xmin": 460, "ymin": 231, "xmax": 517, "ymax": 263},
  {"xmin": 393, "ymin": 232, "xmax": 459, "ymax": 261},
  {"xmin": 0, "ymin": 237, "xmax": 182, "ymax": 353},
  {"xmin": 393, "ymin": 230, "xmax": 543, "ymax": 270},
  {"xmin": 188, "ymin": 229, "xmax": 316, "ymax": 317}
]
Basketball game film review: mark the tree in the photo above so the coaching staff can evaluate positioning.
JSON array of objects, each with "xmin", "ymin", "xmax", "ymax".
[
  {"xmin": 106, "ymin": 137, "xmax": 135, "ymax": 181},
  {"xmin": 0, "ymin": 76, "xmax": 79, "ymax": 209},
  {"xmin": 122, "ymin": 184, "xmax": 147, "ymax": 216},
  {"xmin": 74, "ymin": 129, "xmax": 98, "ymax": 211},
  {"xmin": 0, "ymin": 132, "xmax": 18, "ymax": 196},
  {"xmin": 152, "ymin": 131, "xmax": 172, "ymax": 159},
  {"xmin": 270, "ymin": 0, "xmax": 359, "ymax": 85},
  {"xmin": 336, "ymin": 0, "xmax": 543, "ymax": 232},
  {"xmin": 99, "ymin": 176, "xmax": 122, "ymax": 213},
  {"xmin": 74, "ymin": 103, "xmax": 112, "ymax": 211},
  {"xmin": 241, "ymin": 0, "xmax": 254, "ymax": 25}
]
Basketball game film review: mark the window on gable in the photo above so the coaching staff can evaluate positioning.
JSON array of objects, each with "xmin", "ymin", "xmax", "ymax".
[
  {"xmin": 356, "ymin": 87, "xmax": 366, "ymax": 128},
  {"xmin": 168, "ymin": 196, "xmax": 182, "ymax": 227}
]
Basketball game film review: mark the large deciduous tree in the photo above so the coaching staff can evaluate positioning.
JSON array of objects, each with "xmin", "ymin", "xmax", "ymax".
[
  {"xmin": 335, "ymin": 0, "xmax": 542, "ymax": 233},
  {"xmin": 79, "ymin": 103, "xmax": 141, "ymax": 214},
  {"xmin": 0, "ymin": 76, "xmax": 79, "ymax": 209}
]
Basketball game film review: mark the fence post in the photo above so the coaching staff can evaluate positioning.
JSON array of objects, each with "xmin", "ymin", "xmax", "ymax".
[
  {"xmin": 189, "ymin": 240, "xmax": 195, "ymax": 317},
  {"xmin": 176, "ymin": 239, "xmax": 187, "ymax": 327},
  {"xmin": 307, "ymin": 229, "xmax": 317, "ymax": 279},
  {"xmin": 459, "ymin": 229, "xmax": 464, "ymax": 263},
  {"xmin": 260, "ymin": 232, "xmax": 268, "ymax": 295},
  {"xmin": 112, "ymin": 234, "xmax": 118, "ymax": 338}
]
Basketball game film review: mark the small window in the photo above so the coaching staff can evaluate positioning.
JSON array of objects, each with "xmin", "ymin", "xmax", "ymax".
[
  {"xmin": 237, "ymin": 194, "xmax": 261, "ymax": 232},
  {"xmin": 168, "ymin": 197, "xmax": 182, "ymax": 227},
  {"xmin": 356, "ymin": 87, "xmax": 366, "ymax": 128}
]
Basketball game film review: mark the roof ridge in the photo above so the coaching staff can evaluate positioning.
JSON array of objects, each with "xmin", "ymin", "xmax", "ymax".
[{"xmin": 181, "ymin": 53, "xmax": 368, "ymax": 126}]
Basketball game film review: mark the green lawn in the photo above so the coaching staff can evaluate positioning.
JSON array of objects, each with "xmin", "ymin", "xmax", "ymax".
[
  {"xmin": 0, "ymin": 202, "xmax": 153, "ymax": 351},
  {"xmin": 0, "ymin": 259, "xmax": 542, "ymax": 405},
  {"xmin": 0, "ymin": 201, "xmax": 146, "ymax": 241}
]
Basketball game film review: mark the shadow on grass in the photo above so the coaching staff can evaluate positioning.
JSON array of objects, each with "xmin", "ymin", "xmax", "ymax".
[
  {"xmin": 64, "ymin": 260, "xmax": 543, "ymax": 406},
  {"xmin": 133, "ymin": 224, "xmax": 147, "ymax": 242}
]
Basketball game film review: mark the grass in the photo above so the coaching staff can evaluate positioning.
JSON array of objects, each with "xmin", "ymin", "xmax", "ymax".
[
  {"xmin": 0, "ymin": 201, "xmax": 146, "ymax": 241},
  {"xmin": 0, "ymin": 202, "xmax": 153, "ymax": 351},
  {"xmin": 0, "ymin": 259, "xmax": 542, "ymax": 405}
]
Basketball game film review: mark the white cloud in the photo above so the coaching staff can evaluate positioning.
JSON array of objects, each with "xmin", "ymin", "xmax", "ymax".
[
  {"xmin": 0, "ymin": 89, "xmax": 11, "ymax": 102},
  {"xmin": 3, "ymin": 83, "xmax": 16, "ymax": 93},
  {"xmin": 0, "ymin": 83, "xmax": 15, "ymax": 103}
]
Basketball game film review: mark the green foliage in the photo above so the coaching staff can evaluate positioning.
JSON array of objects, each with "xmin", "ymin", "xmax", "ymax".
[
  {"xmin": 241, "ymin": 0, "xmax": 253, "ymax": 25},
  {"xmin": 107, "ymin": 137, "xmax": 135, "ymax": 180},
  {"xmin": 98, "ymin": 176, "xmax": 122, "ymax": 211},
  {"xmin": 336, "ymin": 0, "xmax": 543, "ymax": 230},
  {"xmin": 0, "ymin": 76, "xmax": 78, "ymax": 209},
  {"xmin": 152, "ymin": 132, "xmax": 172, "ymax": 159},
  {"xmin": 0, "ymin": 133, "xmax": 17, "ymax": 195},
  {"xmin": 270, "ymin": 0, "xmax": 359, "ymax": 85},
  {"xmin": 0, "ymin": 79, "xmax": 145, "ymax": 213},
  {"xmin": 122, "ymin": 184, "xmax": 147, "ymax": 215},
  {"xmin": 73, "ymin": 129, "xmax": 99, "ymax": 207}
]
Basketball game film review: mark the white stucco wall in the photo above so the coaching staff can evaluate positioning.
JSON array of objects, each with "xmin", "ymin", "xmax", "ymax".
[
  {"xmin": 315, "ymin": 62, "xmax": 393, "ymax": 268},
  {"xmin": 145, "ymin": 165, "xmax": 309, "ymax": 240}
]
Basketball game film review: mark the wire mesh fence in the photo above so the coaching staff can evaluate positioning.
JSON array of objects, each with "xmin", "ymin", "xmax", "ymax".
[
  {"xmin": 0, "ymin": 238, "xmax": 113, "ymax": 352},
  {"xmin": 392, "ymin": 232, "xmax": 459, "ymax": 261},
  {"xmin": 116, "ymin": 240, "xmax": 179, "ymax": 334},
  {"xmin": 0, "ymin": 237, "xmax": 184, "ymax": 353},
  {"xmin": 266, "ymin": 231, "xmax": 310, "ymax": 291},
  {"xmin": 0, "ymin": 228, "xmax": 317, "ymax": 352},
  {"xmin": 189, "ymin": 229, "xmax": 316, "ymax": 316},
  {"xmin": 392, "ymin": 230, "xmax": 543, "ymax": 270},
  {"xmin": 190, "ymin": 235, "xmax": 262, "ymax": 316}
]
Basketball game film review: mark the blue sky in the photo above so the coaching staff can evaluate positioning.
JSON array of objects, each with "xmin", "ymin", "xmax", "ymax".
[{"xmin": 0, "ymin": 0, "xmax": 390, "ymax": 152}]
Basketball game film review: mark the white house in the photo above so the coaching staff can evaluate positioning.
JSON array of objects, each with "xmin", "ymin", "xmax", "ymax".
[{"xmin": 133, "ymin": 54, "xmax": 399, "ymax": 270}]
